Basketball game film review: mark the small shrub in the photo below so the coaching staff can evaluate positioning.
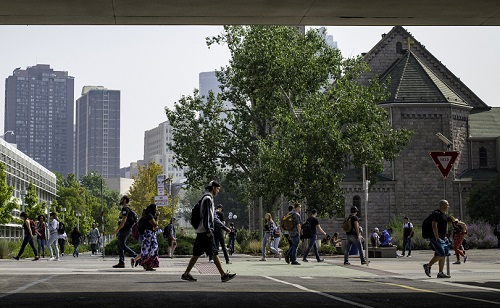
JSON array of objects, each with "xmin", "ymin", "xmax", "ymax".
[
  {"xmin": 467, "ymin": 221, "xmax": 497, "ymax": 249},
  {"xmin": 318, "ymin": 244, "xmax": 337, "ymax": 255},
  {"xmin": 243, "ymin": 240, "xmax": 262, "ymax": 254},
  {"xmin": 0, "ymin": 240, "xmax": 9, "ymax": 259}
]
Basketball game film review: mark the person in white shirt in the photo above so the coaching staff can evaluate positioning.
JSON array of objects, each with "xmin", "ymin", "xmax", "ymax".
[{"xmin": 47, "ymin": 212, "xmax": 60, "ymax": 261}]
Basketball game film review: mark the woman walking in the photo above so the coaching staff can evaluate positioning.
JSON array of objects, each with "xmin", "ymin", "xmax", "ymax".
[
  {"xmin": 452, "ymin": 219, "xmax": 468, "ymax": 264},
  {"xmin": 70, "ymin": 227, "xmax": 82, "ymax": 257},
  {"xmin": 47, "ymin": 212, "xmax": 60, "ymax": 261},
  {"xmin": 261, "ymin": 213, "xmax": 280, "ymax": 261},
  {"xmin": 138, "ymin": 203, "xmax": 161, "ymax": 271},
  {"xmin": 36, "ymin": 215, "xmax": 48, "ymax": 258},
  {"xmin": 13, "ymin": 212, "xmax": 39, "ymax": 261}
]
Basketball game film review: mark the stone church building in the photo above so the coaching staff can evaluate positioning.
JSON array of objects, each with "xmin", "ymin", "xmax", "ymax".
[{"xmin": 339, "ymin": 26, "xmax": 500, "ymax": 231}]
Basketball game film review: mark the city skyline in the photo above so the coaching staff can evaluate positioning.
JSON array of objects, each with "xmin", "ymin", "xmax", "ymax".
[{"xmin": 1, "ymin": 26, "xmax": 499, "ymax": 170}]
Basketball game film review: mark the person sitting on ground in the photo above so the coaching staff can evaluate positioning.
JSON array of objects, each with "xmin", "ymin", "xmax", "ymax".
[
  {"xmin": 371, "ymin": 228, "xmax": 381, "ymax": 247},
  {"xmin": 380, "ymin": 228, "xmax": 394, "ymax": 247}
]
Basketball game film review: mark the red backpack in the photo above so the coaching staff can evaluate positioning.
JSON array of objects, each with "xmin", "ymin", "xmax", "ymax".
[{"xmin": 28, "ymin": 219, "xmax": 37, "ymax": 235}]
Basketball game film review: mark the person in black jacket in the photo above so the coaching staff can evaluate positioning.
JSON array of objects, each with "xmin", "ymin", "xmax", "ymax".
[{"xmin": 70, "ymin": 227, "xmax": 82, "ymax": 257}]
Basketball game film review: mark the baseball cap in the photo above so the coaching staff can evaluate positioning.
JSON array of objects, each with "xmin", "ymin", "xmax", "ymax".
[
  {"xmin": 205, "ymin": 180, "xmax": 220, "ymax": 190},
  {"xmin": 350, "ymin": 206, "xmax": 359, "ymax": 213}
]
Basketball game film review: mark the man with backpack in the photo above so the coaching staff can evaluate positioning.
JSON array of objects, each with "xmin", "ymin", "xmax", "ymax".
[
  {"xmin": 302, "ymin": 209, "xmax": 327, "ymax": 263},
  {"xmin": 284, "ymin": 203, "xmax": 302, "ymax": 265},
  {"xmin": 181, "ymin": 181, "xmax": 236, "ymax": 283},
  {"xmin": 343, "ymin": 206, "xmax": 367, "ymax": 265},
  {"xmin": 13, "ymin": 212, "xmax": 39, "ymax": 261},
  {"xmin": 112, "ymin": 195, "xmax": 138, "ymax": 268},
  {"xmin": 423, "ymin": 199, "xmax": 452, "ymax": 278}
]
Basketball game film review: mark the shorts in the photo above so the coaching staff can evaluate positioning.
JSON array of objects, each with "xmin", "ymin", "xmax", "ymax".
[
  {"xmin": 193, "ymin": 233, "xmax": 218, "ymax": 257},
  {"xmin": 429, "ymin": 237, "xmax": 451, "ymax": 257},
  {"xmin": 168, "ymin": 237, "xmax": 176, "ymax": 246}
]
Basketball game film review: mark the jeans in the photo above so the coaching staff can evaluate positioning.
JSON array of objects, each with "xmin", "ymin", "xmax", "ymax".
[
  {"xmin": 18, "ymin": 235, "xmax": 37, "ymax": 257},
  {"xmin": 344, "ymin": 234, "xmax": 365, "ymax": 263},
  {"xmin": 210, "ymin": 228, "xmax": 229, "ymax": 262},
  {"xmin": 47, "ymin": 232, "xmax": 59, "ymax": 258},
  {"xmin": 269, "ymin": 236, "xmax": 280, "ymax": 255},
  {"xmin": 286, "ymin": 234, "xmax": 300, "ymax": 262},
  {"xmin": 118, "ymin": 229, "xmax": 137, "ymax": 263},
  {"xmin": 402, "ymin": 236, "xmax": 412, "ymax": 255},
  {"xmin": 37, "ymin": 238, "xmax": 46, "ymax": 257},
  {"xmin": 303, "ymin": 234, "xmax": 321, "ymax": 261},
  {"xmin": 58, "ymin": 238, "xmax": 66, "ymax": 255},
  {"xmin": 90, "ymin": 243, "xmax": 97, "ymax": 255},
  {"xmin": 262, "ymin": 232, "xmax": 271, "ymax": 258},
  {"xmin": 73, "ymin": 243, "xmax": 80, "ymax": 257}
]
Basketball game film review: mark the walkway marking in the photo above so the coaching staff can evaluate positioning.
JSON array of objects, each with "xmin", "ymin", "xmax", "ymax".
[
  {"xmin": 264, "ymin": 276, "xmax": 373, "ymax": 308},
  {"xmin": 0, "ymin": 274, "xmax": 58, "ymax": 299},
  {"xmin": 355, "ymin": 278, "xmax": 500, "ymax": 306}
]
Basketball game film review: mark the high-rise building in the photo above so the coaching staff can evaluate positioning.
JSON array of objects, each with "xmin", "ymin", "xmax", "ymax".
[
  {"xmin": 144, "ymin": 121, "xmax": 186, "ymax": 182},
  {"xmin": 75, "ymin": 86, "xmax": 120, "ymax": 179},
  {"xmin": 4, "ymin": 64, "xmax": 74, "ymax": 176}
]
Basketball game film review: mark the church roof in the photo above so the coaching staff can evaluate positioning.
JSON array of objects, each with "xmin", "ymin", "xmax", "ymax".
[
  {"xmin": 469, "ymin": 107, "xmax": 500, "ymax": 139},
  {"xmin": 379, "ymin": 51, "xmax": 468, "ymax": 106}
]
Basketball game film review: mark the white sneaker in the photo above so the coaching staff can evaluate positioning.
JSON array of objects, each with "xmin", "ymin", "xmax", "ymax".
[{"xmin": 48, "ymin": 257, "xmax": 55, "ymax": 261}]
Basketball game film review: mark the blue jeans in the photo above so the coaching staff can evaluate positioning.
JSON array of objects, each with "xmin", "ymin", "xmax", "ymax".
[
  {"xmin": 262, "ymin": 232, "xmax": 271, "ymax": 258},
  {"xmin": 402, "ymin": 237, "xmax": 412, "ymax": 255},
  {"xmin": 303, "ymin": 234, "xmax": 321, "ymax": 261},
  {"xmin": 73, "ymin": 243, "xmax": 80, "ymax": 257},
  {"xmin": 344, "ymin": 234, "xmax": 365, "ymax": 263},
  {"xmin": 118, "ymin": 229, "xmax": 137, "ymax": 263},
  {"xmin": 286, "ymin": 234, "xmax": 300, "ymax": 262},
  {"xmin": 37, "ymin": 238, "xmax": 46, "ymax": 257}
]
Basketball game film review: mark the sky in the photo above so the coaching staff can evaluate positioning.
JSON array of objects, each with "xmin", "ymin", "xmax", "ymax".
[{"xmin": 0, "ymin": 26, "xmax": 499, "ymax": 168}]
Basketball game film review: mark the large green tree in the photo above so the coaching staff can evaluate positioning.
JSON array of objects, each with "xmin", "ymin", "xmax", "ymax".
[
  {"xmin": 166, "ymin": 26, "xmax": 411, "ymax": 215},
  {"xmin": 0, "ymin": 163, "xmax": 16, "ymax": 224},
  {"xmin": 466, "ymin": 176, "xmax": 500, "ymax": 224}
]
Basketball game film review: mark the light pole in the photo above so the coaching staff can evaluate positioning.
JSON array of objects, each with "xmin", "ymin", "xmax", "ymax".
[
  {"xmin": 76, "ymin": 212, "xmax": 81, "ymax": 230},
  {"xmin": 46, "ymin": 201, "xmax": 51, "ymax": 217},
  {"xmin": 61, "ymin": 207, "xmax": 66, "ymax": 222},
  {"xmin": 20, "ymin": 190, "xmax": 26, "ymax": 212}
]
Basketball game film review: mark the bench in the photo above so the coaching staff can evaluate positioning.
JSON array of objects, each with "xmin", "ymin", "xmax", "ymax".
[{"xmin": 368, "ymin": 246, "xmax": 398, "ymax": 258}]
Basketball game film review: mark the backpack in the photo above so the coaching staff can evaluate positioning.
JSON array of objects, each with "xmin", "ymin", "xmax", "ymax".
[
  {"xmin": 137, "ymin": 216, "xmax": 147, "ymax": 235},
  {"xmin": 131, "ymin": 222, "xmax": 139, "ymax": 240},
  {"xmin": 281, "ymin": 213, "xmax": 294, "ymax": 231},
  {"xmin": 342, "ymin": 215, "xmax": 353, "ymax": 232},
  {"xmin": 126, "ymin": 208, "xmax": 138, "ymax": 228},
  {"xmin": 57, "ymin": 221, "xmax": 66, "ymax": 235},
  {"xmin": 421, "ymin": 212, "xmax": 434, "ymax": 239},
  {"xmin": 190, "ymin": 194, "xmax": 211, "ymax": 229},
  {"xmin": 301, "ymin": 220, "xmax": 312, "ymax": 238},
  {"xmin": 28, "ymin": 219, "xmax": 37, "ymax": 235}
]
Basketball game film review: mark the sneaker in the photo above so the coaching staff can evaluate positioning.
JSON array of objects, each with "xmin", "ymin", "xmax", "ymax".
[
  {"xmin": 285, "ymin": 255, "xmax": 290, "ymax": 264},
  {"xmin": 145, "ymin": 267, "xmax": 156, "ymax": 271},
  {"xmin": 278, "ymin": 252, "xmax": 282, "ymax": 261},
  {"xmin": 464, "ymin": 255, "xmax": 468, "ymax": 263},
  {"xmin": 112, "ymin": 263, "xmax": 125, "ymax": 268},
  {"xmin": 437, "ymin": 272, "xmax": 451, "ymax": 278},
  {"xmin": 302, "ymin": 259, "xmax": 309, "ymax": 262},
  {"xmin": 317, "ymin": 259, "xmax": 325, "ymax": 262},
  {"xmin": 291, "ymin": 261, "xmax": 301, "ymax": 265},
  {"xmin": 131, "ymin": 258, "xmax": 135, "ymax": 268},
  {"xmin": 423, "ymin": 264, "xmax": 431, "ymax": 277},
  {"xmin": 208, "ymin": 260, "xmax": 214, "ymax": 264},
  {"xmin": 226, "ymin": 260, "xmax": 232, "ymax": 264},
  {"xmin": 221, "ymin": 272, "xmax": 236, "ymax": 282},
  {"xmin": 13, "ymin": 256, "xmax": 19, "ymax": 260},
  {"xmin": 259, "ymin": 257, "xmax": 266, "ymax": 261},
  {"xmin": 181, "ymin": 273, "xmax": 197, "ymax": 282},
  {"xmin": 32, "ymin": 257, "xmax": 39, "ymax": 261},
  {"xmin": 407, "ymin": 255, "xmax": 411, "ymax": 258},
  {"xmin": 361, "ymin": 260, "xmax": 368, "ymax": 265},
  {"xmin": 48, "ymin": 257, "xmax": 55, "ymax": 261},
  {"xmin": 453, "ymin": 261, "xmax": 461, "ymax": 264},
  {"xmin": 344, "ymin": 261, "xmax": 350, "ymax": 265},
  {"xmin": 61, "ymin": 253, "xmax": 64, "ymax": 257}
]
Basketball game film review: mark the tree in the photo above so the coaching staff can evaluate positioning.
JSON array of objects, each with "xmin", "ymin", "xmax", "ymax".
[
  {"xmin": 166, "ymin": 26, "xmax": 411, "ymax": 216},
  {"xmin": 0, "ymin": 163, "xmax": 16, "ymax": 225},
  {"xmin": 466, "ymin": 176, "xmax": 500, "ymax": 224},
  {"xmin": 128, "ymin": 161, "xmax": 172, "ymax": 227},
  {"xmin": 24, "ymin": 182, "xmax": 45, "ymax": 220}
]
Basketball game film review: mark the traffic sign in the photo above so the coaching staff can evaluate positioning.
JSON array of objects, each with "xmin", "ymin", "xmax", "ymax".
[
  {"xmin": 154, "ymin": 195, "xmax": 169, "ymax": 206},
  {"xmin": 429, "ymin": 151, "xmax": 460, "ymax": 179}
]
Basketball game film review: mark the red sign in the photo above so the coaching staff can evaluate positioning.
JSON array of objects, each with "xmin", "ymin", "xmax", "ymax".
[{"xmin": 429, "ymin": 151, "xmax": 460, "ymax": 179}]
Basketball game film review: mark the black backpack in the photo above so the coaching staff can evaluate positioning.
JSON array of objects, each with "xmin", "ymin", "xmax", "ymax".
[
  {"xmin": 137, "ymin": 216, "xmax": 147, "ymax": 235},
  {"xmin": 126, "ymin": 207, "xmax": 138, "ymax": 228},
  {"xmin": 57, "ymin": 221, "xmax": 66, "ymax": 234},
  {"xmin": 421, "ymin": 212, "xmax": 434, "ymax": 239},
  {"xmin": 190, "ymin": 194, "xmax": 211, "ymax": 229},
  {"xmin": 301, "ymin": 221, "xmax": 312, "ymax": 239}
]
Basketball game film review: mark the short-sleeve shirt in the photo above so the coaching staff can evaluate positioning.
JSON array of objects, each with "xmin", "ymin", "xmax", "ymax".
[
  {"xmin": 288, "ymin": 211, "xmax": 302, "ymax": 236},
  {"xmin": 346, "ymin": 215, "xmax": 359, "ymax": 235},
  {"xmin": 143, "ymin": 213, "xmax": 155, "ymax": 231},
  {"xmin": 306, "ymin": 216, "xmax": 319, "ymax": 235},
  {"xmin": 431, "ymin": 209, "xmax": 448, "ymax": 239},
  {"xmin": 118, "ymin": 206, "xmax": 131, "ymax": 230},
  {"xmin": 403, "ymin": 222, "xmax": 413, "ymax": 237}
]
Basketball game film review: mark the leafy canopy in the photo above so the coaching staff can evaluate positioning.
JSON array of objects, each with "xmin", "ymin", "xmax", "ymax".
[{"xmin": 166, "ymin": 26, "xmax": 411, "ymax": 215}]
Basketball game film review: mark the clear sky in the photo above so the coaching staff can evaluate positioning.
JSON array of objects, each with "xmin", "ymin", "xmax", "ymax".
[{"xmin": 0, "ymin": 26, "xmax": 498, "ymax": 168}]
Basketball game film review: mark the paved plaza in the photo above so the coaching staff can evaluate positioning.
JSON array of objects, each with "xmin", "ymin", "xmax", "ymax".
[{"xmin": 1, "ymin": 249, "xmax": 499, "ymax": 307}]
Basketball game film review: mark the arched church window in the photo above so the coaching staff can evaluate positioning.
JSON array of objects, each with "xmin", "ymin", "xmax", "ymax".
[
  {"xmin": 479, "ymin": 147, "xmax": 487, "ymax": 167},
  {"xmin": 353, "ymin": 195, "xmax": 361, "ymax": 208},
  {"xmin": 396, "ymin": 42, "xmax": 403, "ymax": 54}
]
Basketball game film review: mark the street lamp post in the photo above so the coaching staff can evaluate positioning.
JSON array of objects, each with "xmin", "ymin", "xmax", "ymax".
[
  {"xmin": 76, "ymin": 212, "xmax": 81, "ymax": 230},
  {"xmin": 20, "ymin": 190, "xmax": 26, "ymax": 212},
  {"xmin": 61, "ymin": 207, "xmax": 66, "ymax": 222}
]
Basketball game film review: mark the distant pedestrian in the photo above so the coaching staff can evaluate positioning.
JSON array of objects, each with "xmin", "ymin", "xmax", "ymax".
[
  {"xmin": 284, "ymin": 203, "xmax": 302, "ymax": 265},
  {"xmin": 165, "ymin": 217, "xmax": 177, "ymax": 259},
  {"xmin": 302, "ymin": 209, "xmax": 327, "ymax": 263},
  {"xmin": 112, "ymin": 195, "xmax": 138, "ymax": 268},
  {"xmin": 70, "ymin": 227, "xmax": 82, "ymax": 257},
  {"xmin": 58, "ymin": 231, "xmax": 67, "ymax": 256},
  {"xmin": 281, "ymin": 205, "xmax": 294, "ymax": 260},
  {"xmin": 36, "ymin": 214, "xmax": 48, "ymax": 258},
  {"xmin": 343, "ymin": 206, "xmax": 367, "ymax": 265},
  {"xmin": 370, "ymin": 228, "xmax": 380, "ymax": 248},
  {"xmin": 401, "ymin": 217, "xmax": 414, "ymax": 257},
  {"xmin": 227, "ymin": 222, "xmax": 237, "ymax": 255},
  {"xmin": 181, "ymin": 180, "xmax": 236, "ymax": 282},
  {"xmin": 138, "ymin": 203, "xmax": 161, "ymax": 271},
  {"xmin": 423, "ymin": 200, "xmax": 452, "ymax": 279},
  {"xmin": 88, "ymin": 223, "xmax": 100, "ymax": 255},
  {"xmin": 452, "ymin": 218, "xmax": 468, "ymax": 264},
  {"xmin": 260, "ymin": 213, "xmax": 274, "ymax": 261},
  {"xmin": 209, "ymin": 204, "xmax": 231, "ymax": 264},
  {"xmin": 46, "ymin": 212, "xmax": 60, "ymax": 261},
  {"xmin": 495, "ymin": 221, "xmax": 500, "ymax": 249},
  {"xmin": 13, "ymin": 212, "xmax": 39, "ymax": 261}
]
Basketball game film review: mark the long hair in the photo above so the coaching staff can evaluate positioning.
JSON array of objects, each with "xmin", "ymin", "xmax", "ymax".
[{"xmin": 146, "ymin": 203, "xmax": 157, "ymax": 216}]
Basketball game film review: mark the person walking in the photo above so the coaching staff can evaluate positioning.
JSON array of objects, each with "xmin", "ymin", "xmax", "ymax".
[
  {"xmin": 344, "ymin": 206, "xmax": 367, "ymax": 265},
  {"xmin": 165, "ymin": 217, "xmax": 177, "ymax": 259},
  {"xmin": 58, "ymin": 230, "xmax": 67, "ymax": 256},
  {"xmin": 112, "ymin": 195, "xmax": 138, "ymax": 268},
  {"xmin": 13, "ymin": 212, "xmax": 39, "ymax": 261},
  {"xmin": 302, "ymin": 209, "xmax": 327, "ymax": 263},
  {"xmin": 209, "ymin": 204, "xmax": 231, "ymax": 264},
  {"xmin": 88, "ymin": 223, "xmax": 100, "ymax": 255},
  {"xmin": 46, "ymin": 212, "xmax": 60, "ymax": 261},
  {"xmin": 281, "ymin": 205, "xmax": 294, "ymax": 262},
  {"xmin": 284, "ymin": 203, "xmax": 302, "ymax": 265},
  {"xmin": 36, "ymin": 214, "xmax": 48, "ymax": 259},
  {"xmin": 423, "ymin": 199, "xmax": 452, "ymax": 278},
  {"xmin": 227, "ymin": 222, "xmax": 237, "ymax": 255},
  {"xmin": 401, "ymin": 217, "xmax": 414, "ymax": 257},
  {"xmin": 495, "ymin": 221, "xmax": 500, "ymax": 249},
  {"xmin": 452, "ymin": 218, "xmax": 468, "ymax": 264},
  {"xmin": 70, "ymin": 227, "xmax": 82, "ymax": 257},
  {"xmin": 181, "ymin": 180, "xmax": 236, "ymax": 283},
  {"xmin": 138, "ymin": 203, "xmax": 161, "ymax": 271},
  {"xmin": 260, "ymin": 213, "xmax": 274, "ymax": 261}
]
